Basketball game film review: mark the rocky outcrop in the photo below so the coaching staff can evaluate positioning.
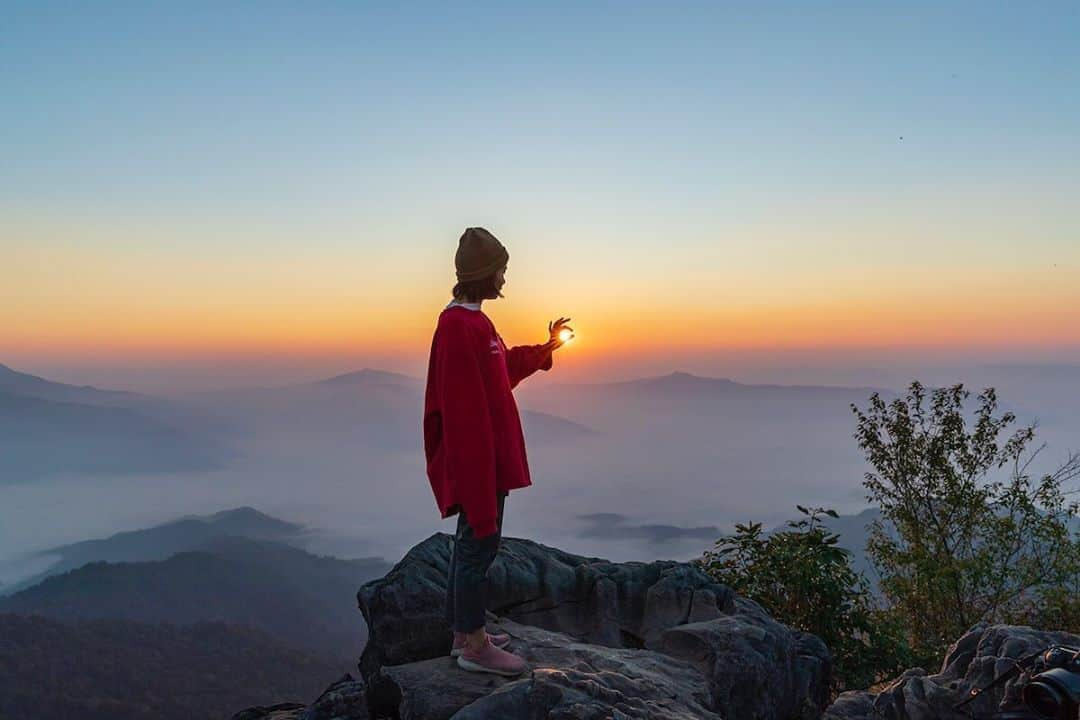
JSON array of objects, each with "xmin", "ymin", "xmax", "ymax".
[
  {"xmin": 824, "ymin": 624, "xmax": 1080, "ymax": 720},
  {"xmin": 661, "ymin": 598, "xmax": 832, "ymax": 720},
  {"xmin": 356, "ymin": 533, "xmax": 736, "ymax": 678},
  {"xmin": 237, "ymin": 533, "xmax": 830, "ymax": 720},
  {"xmin": 233, "ymin": 531, "xmax": 1080, "ymax": 720}
]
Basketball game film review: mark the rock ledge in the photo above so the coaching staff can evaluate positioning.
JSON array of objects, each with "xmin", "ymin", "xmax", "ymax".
[{"xmin": 235, "ymin": 533, "xmax": 832, "ymax": 719}]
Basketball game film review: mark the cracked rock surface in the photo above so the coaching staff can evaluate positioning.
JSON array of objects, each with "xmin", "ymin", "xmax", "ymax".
[{"xmin": 373, "ymin": 619, "xmax": 718, "ymax": 720}]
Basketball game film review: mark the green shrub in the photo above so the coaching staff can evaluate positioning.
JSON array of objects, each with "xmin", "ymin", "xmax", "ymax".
[
  {"xmin": 700, "ymin": 506, "xmax": 912, "ymax": 695},
  {"xmin": 852, "ymin": 382, "xmax": 1080, "ymax": 668}
]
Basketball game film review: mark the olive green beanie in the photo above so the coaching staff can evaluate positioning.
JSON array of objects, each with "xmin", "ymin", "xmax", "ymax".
[{"xmin": 455, "ymin": 227, "xmax": 509, "ymax": 282}]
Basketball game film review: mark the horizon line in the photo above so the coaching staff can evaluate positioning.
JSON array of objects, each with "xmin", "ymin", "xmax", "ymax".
[{"xmin": 6, "ymin": 360, "xmax": 1080, "ymax": 397}]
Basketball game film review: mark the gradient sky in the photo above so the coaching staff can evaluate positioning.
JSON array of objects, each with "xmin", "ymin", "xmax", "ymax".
[{"xmin": 4, "ymin": 2, "xmax": 1079, "ymax": 390}]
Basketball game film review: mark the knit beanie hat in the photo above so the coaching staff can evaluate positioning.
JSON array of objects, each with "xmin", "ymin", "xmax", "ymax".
[{"xmin": 455, "ymin": 227, "xmax": 509, "ymax": 282}]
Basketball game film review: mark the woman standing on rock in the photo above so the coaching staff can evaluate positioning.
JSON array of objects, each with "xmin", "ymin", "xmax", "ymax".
[{"xmin": 423, "ymin": 227, "xmax": 573, "ymax": 677}]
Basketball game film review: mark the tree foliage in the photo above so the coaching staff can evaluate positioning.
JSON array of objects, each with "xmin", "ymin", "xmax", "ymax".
[
  {"xmin": 852, "ymin": 381, "xmax": 1080, "ymax": 666},
  {"xmin": 701, "ymin": 506, "xmax": 912, "ymax": 694}
]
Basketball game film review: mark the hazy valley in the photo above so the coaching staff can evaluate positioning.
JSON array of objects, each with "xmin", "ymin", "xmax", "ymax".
[{"xmin": 3, "ymin": 360, "xmax": 1079, "ymax": 583}]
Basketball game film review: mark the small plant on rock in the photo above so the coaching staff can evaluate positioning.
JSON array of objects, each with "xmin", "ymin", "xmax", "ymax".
[{"xmin": 700, "ymin": 506, "xmax": 911, "ymax": 696}]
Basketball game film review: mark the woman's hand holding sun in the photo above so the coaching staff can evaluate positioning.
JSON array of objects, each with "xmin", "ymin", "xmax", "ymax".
[{"xmin": 548, "ymin": 317, "xmax": 574, "ymax": 349}]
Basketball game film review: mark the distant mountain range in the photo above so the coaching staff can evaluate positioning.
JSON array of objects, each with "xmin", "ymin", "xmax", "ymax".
[
  {"xmin": 0, "ymin": 613, "xmax": 341, "ymax": 720},
  {"xmin": 2, "ymin": 507, "xmax": 390, "ymax": 662},
  {"xmin": 517, "ymin": 371, "xmax": 887, "ymax": 427},
  {"xmin": 0, "ymin": 363, "xmax": 233, "ymax": 482},
  {"xmin": 4, "ymin": 507, "xmax": 310, "ymax": 593},
  {"xmin": 181, "ymin": 365, "xmax": 595, "ymax": 450},
  {"xmin": 0, "ymin": 362, "xmax": 144, "ymax": 405},
  {"xmin": 0, "ymin": 506, "xmax": 393, "ymax": 719},
  {"xmin": 1, "ymin": 361, "xmax": 594, "ymax": 485},
  {"xmin": 509, "ymin": 371, "xmax": 895, "ymax": 541},
  {"xmin": 0, "ymin": 534, "xmax": 389, "ymax": 661}
]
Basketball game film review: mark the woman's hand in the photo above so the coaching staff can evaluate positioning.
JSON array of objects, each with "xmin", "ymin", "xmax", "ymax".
[{"xmin": 548, "ymin": 317, "xmax": 574, "ymax": 349}]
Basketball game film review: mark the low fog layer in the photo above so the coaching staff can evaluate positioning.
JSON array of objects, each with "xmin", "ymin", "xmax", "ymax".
[{"xmin": 2, "ymin": 361, "xmax": 1078, "ymax": 585}]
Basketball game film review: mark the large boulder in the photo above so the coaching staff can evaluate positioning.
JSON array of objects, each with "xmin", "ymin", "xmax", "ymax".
[
  {"xmin": 823, "ymin": 623, "xmax": 1080, "ymax": 720},
  {"xmin": 352, "ymin": 533, "xmax": 830, "ymax": 719},
  {"xmin": 356, "ymin": 532, "xmax": 736, "ymax": 679},
  {"xmin": 661, "ymin": 597, "xmax": 832, "ymax": 720}
]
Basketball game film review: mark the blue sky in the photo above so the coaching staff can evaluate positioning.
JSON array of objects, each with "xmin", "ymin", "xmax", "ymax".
[
  {"xmin": 3, "ymin": 2, "xmax": 1079, "ymax": 389},
  {"xmin": 6, "ymin": 2, "xmax": 1077, "ymax": 219}
]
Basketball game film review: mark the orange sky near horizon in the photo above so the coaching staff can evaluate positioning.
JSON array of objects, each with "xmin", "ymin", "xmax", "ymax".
[
  {"xmin": 7, "ymin": 247, "xmax": 1079, "ymax": 367},
  {"xmin": 6, "ymin": 181, "xmax": 1080, "ymax": 377}
]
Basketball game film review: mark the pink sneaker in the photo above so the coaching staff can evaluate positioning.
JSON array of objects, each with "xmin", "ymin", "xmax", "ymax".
[
  {"xmin": 451, "ymin": 631, "xmax": 510, "ymax": 657},
  {"xmin": 456, "ymin": 637, "xmax": 527, "ymax": 677}
]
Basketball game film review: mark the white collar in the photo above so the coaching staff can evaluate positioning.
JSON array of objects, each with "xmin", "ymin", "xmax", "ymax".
[{"xmin": 446, "ymin": 299, "xmax": 482, "ymax": 311}]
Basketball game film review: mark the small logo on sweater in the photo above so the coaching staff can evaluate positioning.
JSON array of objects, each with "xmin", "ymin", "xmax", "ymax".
[{"xmin": 489, "ymin": 338, "xmax": 502, "ymax": 355}]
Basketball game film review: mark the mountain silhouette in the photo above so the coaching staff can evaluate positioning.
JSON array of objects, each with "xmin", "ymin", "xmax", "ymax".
[
  {"xmin": 1, "ymin": 534, "xmax": 389, "ymax": 661},
  {"xmin": 4, "ymin": 507, "xmax": 309, "ymax": 594},
  {"xmin": 181, "ymin": 367, "xmax": 595, "ymax": 449},
  {"xmin": 0, "ymin": 363, "xmax": 233, "ymax": 483},
  {"xmin": 0, "ymin": 362, "xmax": 143, "ymax": 406}
]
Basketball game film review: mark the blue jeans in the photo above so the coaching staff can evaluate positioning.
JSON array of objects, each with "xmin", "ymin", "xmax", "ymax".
[{"xmin": 445, "ymin": 492, "xmax": 506, "ymax": 634}]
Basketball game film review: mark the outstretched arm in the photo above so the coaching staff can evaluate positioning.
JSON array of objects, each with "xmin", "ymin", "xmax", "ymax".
[{"xmin": 505, "ymin": 317, "xmax": 573, "ymax": 389}]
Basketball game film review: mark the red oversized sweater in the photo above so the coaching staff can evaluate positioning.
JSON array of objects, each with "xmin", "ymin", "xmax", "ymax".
[{"xmin": 423, "ymin": 305, "xmax": 553, "ymax": 538}]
